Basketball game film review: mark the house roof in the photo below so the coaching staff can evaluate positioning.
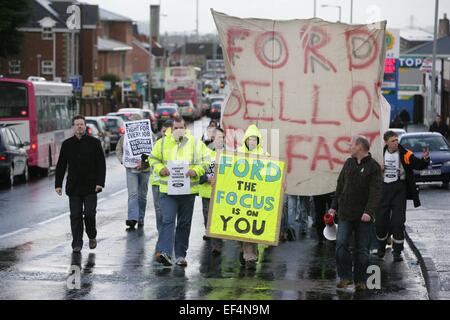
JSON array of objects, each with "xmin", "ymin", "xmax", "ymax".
[
  {"xmin": 405, "ymin": 35, "xmax": 450, "ymax": 56},
  {"xmin": 98, "ymin": 37, "xmax": 133, "ymax": 51},
  {"xmin": 99, "ymin": 8, "xmax": 132, "ymax": 22},
  {"xmin": 400, "ymin": 28, "xmax": 434, "ymax": 42}
]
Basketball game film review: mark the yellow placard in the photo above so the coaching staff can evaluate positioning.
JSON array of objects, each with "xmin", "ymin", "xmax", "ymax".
[{"xmin": 207, "ymin": 151, "xmax": 285, "ymax": 246}]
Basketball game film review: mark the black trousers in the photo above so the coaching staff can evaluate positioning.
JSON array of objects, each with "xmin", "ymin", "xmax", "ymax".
[
  {"xmin": 69, "ymin": 194, "xmax": 98, "ymax": 249},
  {"xmin": 313, "ymin": 193, "xmax": 334, "ymax": 242},
  {"xmin": 375, "ymin": 181, "xmax": 407, "ymax": 252}
]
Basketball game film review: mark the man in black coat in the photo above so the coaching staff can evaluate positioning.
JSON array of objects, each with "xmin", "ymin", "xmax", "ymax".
[
  {"xmin": 376, "ymin": 130, "xmax": 430, "ymax": 262},
  {"xmin": 329, "ymin": 136, "xmax": 382, "ymax": 291},
  {"xmin": 55, "ymin": 115, "xmax": 106, "ymax": 253},
  {"xmin": 429, "ymin": 115, "xmax": 449, "ymax": 139}
]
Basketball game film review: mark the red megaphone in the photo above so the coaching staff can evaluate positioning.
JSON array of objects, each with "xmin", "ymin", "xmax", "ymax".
[{"xmin": 324, "ymin": 213, "xmax": 335, "ymax": 226}]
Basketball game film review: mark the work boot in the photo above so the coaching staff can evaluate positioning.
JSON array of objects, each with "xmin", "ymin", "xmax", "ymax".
[
  {"xmin": 245, "ymin": 260, "xmax": 256, "ymax": 270},
  {"xmin": 72, "ymin": 246, "xmax": 82, "ymax": 253},
  {"xmin": 89, "ymin": 239, "xmax": 97, "ymax": 250}
]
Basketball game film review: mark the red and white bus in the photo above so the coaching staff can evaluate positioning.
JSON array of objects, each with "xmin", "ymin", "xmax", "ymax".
[
  {"xmin": 0, "ymin": 77, "xmax": 78, "ymax": 175},
  {"xmin": 164, "ymin": 66, "xmax": 202, "ymax": 108}
]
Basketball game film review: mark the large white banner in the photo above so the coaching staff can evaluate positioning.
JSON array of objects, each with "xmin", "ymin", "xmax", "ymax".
[
  {"xmin": 123, "ymin": 120, "xmax": 154, "ymax": 168},
  {"xmin": 212, "ymin": 10, "xmax": 390, "ymax": 195}
]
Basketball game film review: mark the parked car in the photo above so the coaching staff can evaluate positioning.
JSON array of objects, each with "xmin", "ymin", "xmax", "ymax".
[
  {"xmin": 175, "ymin": 100, "xmax": 200, "ymax": 121},
  {"xmin": 209, "ymin": 101, "xmax": 222, "ymax": 120},
  {"xmin": 117, "ymin": 108, "xmax": 158, "ymax": 132},
  {"xmin": 390, "ymin": 128, "xmax": 407, "ymax": 138},
  {"xmin": 102, "ymin": 116, "xmax": 125, "ymax": 151},
  {"xmin": 85, "ymin": 116, "xmax": 111, "ymax": 154},
  {"xmin": 154, "ymin": 103, "xmax": 179, "ymax": 129},
  {"xmin": 86, "ymin": 123, "xmax": 107, "ymax": 153},
  {"xmin": 400, "ymin": 132, "xmax": 450, "ymax": 188},
  {"xmin": 0, "ymin": 125, "xmax": 29, "ymax": 186}
]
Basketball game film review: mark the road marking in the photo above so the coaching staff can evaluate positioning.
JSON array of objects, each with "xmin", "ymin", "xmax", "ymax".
[
  {"xmin": 0, "ymin": 228, "xmax": 31, "ymax": 240},
  {"xmin": 0, "ymin": 188, "xmax": 128, "ymax": 239},
  {"xmin": 37, "ymin": 212, "xmax": 70, "ymax": 225},
  {"xmin": 109, "ymin": 188, "xmax": 127, "ymax": 198}
]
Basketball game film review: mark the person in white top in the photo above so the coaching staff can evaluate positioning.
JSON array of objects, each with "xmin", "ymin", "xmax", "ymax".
[{"xmin": 376, "ymin": 130, "xmax": 430, "ymax": 262}]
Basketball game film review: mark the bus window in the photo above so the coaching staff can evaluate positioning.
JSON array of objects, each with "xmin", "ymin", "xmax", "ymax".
[{"xmin": 0, "ymin": 82, "xmax": 28, "ymax": 118}]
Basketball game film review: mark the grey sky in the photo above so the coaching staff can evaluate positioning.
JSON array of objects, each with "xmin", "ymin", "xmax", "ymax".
[{"xmin": 83, "ymin": 0, "xmax": 450, "ymax": 34}]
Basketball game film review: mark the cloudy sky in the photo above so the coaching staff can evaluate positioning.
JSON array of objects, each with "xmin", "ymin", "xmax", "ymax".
[{"xmin": 83, "ymin": 0, "xmax": 450, "ymax": 34}]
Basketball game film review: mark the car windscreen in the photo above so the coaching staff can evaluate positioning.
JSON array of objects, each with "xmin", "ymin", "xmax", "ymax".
[
  {"xmin": 0, "ymin": 82, "xmax": 28, "ymax": 118},
  {"xmin": 156, "ymin": 108, "xmax": 176, "ymax": 113},
  {"xmin": 401, "ymin": 136, "xmax": 450, "ymax": 152},
  {"xmin": 104, "ymin": 118, "xmax": 120, "ymax": 129}
]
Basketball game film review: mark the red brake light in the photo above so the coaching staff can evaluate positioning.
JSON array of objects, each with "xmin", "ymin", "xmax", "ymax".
[
  {"xmin": 21, "ymin": 110, "xmax": 28, "ymax": 116},
  {"xmin": 211, "ymin": 109, "xmax": 216, "ymax": 112},
  {"xmin": 162, "ymin": 111, "xmax": 169, "ymax": 116},
  {"xmin": 188, "ymin": 108, "xmax": 193, "ymax": 112},
  {"xmin": 119, "ymin": 127, "xmax": 125, "ymax": 135},
  {"xmin": 0, "ymin": 155, "xmax": 6, "ymax": 161},
  {"xmin": 31, "ymin": 143, "xmax": 37, "ymax": 150},
  {"xmin": 88, "ymin": 128, "xmax": 92, "ymax": 135}
]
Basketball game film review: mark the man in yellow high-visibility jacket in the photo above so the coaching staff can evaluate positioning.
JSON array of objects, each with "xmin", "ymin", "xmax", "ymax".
[{"xmin": 148, "ymin": 116, "xmax": 210, "ymax": 267}]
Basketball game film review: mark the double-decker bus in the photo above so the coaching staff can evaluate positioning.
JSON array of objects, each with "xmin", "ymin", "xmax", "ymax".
[
  {"xmin": 164, "ymin": 66, "xmax": 202, "ymax": 108},
  {"xmin": 0, "ymin": 77, "xmax": 78, "ymax": 175}
]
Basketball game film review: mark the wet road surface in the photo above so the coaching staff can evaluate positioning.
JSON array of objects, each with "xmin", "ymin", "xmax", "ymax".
[{"xmin": 0, "ymin": 118, "xmax": 429, "ymax": 300}]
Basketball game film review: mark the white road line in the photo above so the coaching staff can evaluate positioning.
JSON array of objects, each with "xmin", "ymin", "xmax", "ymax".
[
  {"xmin": 0, "ymin": 189, "xmax": 128, "ymax": 240},
  {"xmin": 109, "ymin": 188, "xmax": 127, "ymax": 198},
  {"xmin": 37, "ymin": 212, "xmax": 70, "ymax": 225},
  {"xmin": 0, "ymin": 228, "xmax": 31, "ymax": 240}
]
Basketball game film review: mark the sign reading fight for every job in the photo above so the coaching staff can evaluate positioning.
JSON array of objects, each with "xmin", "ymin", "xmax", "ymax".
[
  {"xmin": 207, "ymin": 151, "xmax": 286, "ymax": 246},
  {"xmin": 123, "ymin": 120, "xmax": 154, "ymax": 168}
]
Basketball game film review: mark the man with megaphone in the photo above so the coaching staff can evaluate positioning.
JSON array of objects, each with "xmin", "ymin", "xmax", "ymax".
[{"xmin": 327, "ymin": 136, "xmax": 383, "ymax": 292}]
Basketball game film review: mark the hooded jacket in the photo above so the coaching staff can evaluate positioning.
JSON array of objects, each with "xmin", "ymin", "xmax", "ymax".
[{"xmin": 238, "ymin": 124, "xmax": 266, "ymax": 155}]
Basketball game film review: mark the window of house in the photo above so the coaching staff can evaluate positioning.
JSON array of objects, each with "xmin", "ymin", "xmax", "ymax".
[
  {"xmin": 41, "ymin": 60, "xmax": 54, "ymax": 75},
  {"xmin": 8, "ymin": 60, "xmax": 21, "ymax": 74},
  {"xmin": 42, "ymin": 27, "xmax": 53, "ymax": 40}
]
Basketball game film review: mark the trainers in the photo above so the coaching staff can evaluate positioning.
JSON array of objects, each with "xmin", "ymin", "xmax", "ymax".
[
  {"xmin": 158, "ymin": 252, "xmax": 172, "ymax": 266},
  {"xmin": 72, "ymin": 246, "xmax": 82, "ymax": 253},
  {"xmin": 245, "ymin": 260, "xmax": 256, "ymax": 270},
  {"xmin": 89, "ymin": 239, "xmax": 97, "ymax": 250},
  {"xmin": 211, "ymin": 247, "xmax": 222, "ymax": 256},
  {"xmin": 336, "ymin": 279, "xmax": 353, "ymax": 289},
  {"xmin": 126, "ymin": 220, "xmax": 137, "ymax": 228},
  {"xmin": 175, "ymin": 257, "xmax": 188, "ymax": 267},
  {"xmin": 286, "ymin": 228, "xmax": 296, "ymax": 241},
  {"xmin": 138, "ymin": 220, "xmax": 144, "ymax": 228},
  {"xmin": 354, "ymin": 282, "xmax": 367, "ymax": 291},
  {"xmin": 393, "ymin": 251, "xmax": 403, "ymax": 262}
]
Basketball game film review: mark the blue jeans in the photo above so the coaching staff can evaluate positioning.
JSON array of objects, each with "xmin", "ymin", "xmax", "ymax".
[
  {"xmin": 152, "ymin": 185, "xmax": 162, "ymax": 232},
  {"xmin": 126, "ymin": 169, "xmax": 150, "ymax": 222},
  {"xmin": 336, "ymin": 220, "xmax": 372, "ymax": 283},
  {"xmin": 156, "ymin": 193, "xmax": 196, "ymax": 259},
  {"xmin": 287, "ymin": 195, "xmax": 309, "ymax": 233}
]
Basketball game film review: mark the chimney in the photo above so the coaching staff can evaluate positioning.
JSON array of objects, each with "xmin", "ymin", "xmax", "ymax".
[{"xmin": 439, "ymin": 13, "xmax": 450, "ymax": 38}]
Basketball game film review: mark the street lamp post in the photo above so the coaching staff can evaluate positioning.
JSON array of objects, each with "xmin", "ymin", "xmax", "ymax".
[
  {"xmin": 321, "ymin": 4, "xmax": 342, "ymax": 22},
  {"xmin": 430, "ymin": 0, "xmax": 439, "ymax": 124},
  {"xmin": 36, "ymin": 54, "xmax": 42, "ymax": 77},
  {"xmin": 350, "ymin": 0, "xmax": 353, "ymax": 23}
]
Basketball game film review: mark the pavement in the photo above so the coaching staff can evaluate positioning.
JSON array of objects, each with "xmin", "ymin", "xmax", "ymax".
[
  {"xmin": 405, "ymin": 184, "xmax": 450, "ymax": 300},
  {"xmin": 0, "ymin": 118, "xmax": 432, "ymax": 300}
]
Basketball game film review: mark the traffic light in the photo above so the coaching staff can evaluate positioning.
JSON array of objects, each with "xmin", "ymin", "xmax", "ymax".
[{"xmin": 220, "ymin": 80, "xmax": 225, "ymax": 89}]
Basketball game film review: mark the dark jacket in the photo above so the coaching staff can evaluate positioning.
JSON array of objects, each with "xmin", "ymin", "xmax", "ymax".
[
  {"xmin": 55, "ymin": 134, "xmax": 106, "ymax": 196},
  {"xmin": 429, "ymin": 122, "xmax": 449, "ymax": 138},
  {"xmin": 331, "ymin": 153, "xmax": 382, "ymax": 222},
  {"xmin": 383, "ymin": 144, "xmax": 429, "ymax": 207}
]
